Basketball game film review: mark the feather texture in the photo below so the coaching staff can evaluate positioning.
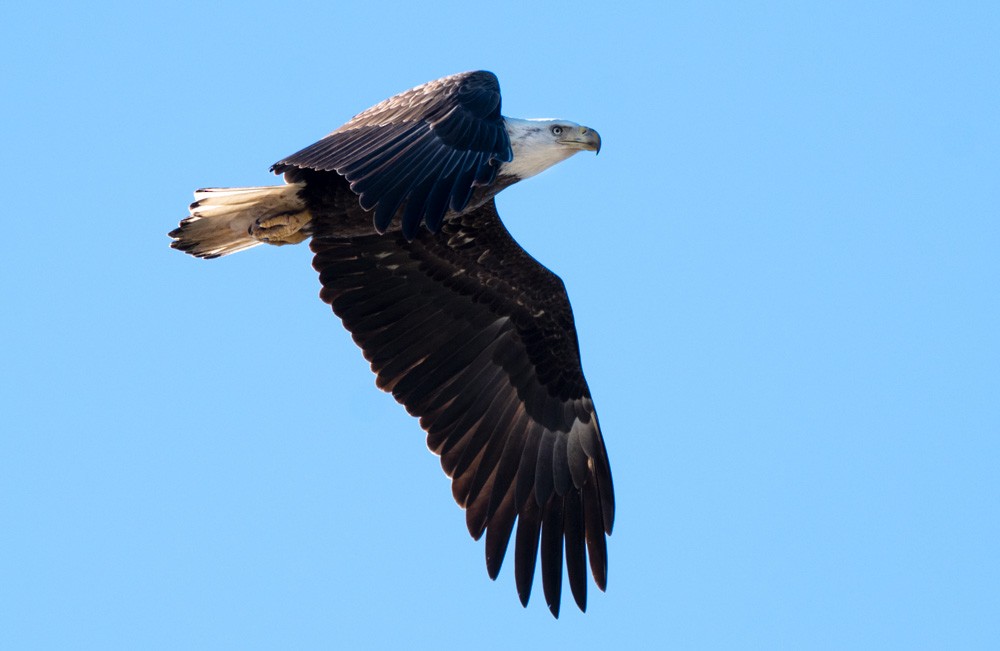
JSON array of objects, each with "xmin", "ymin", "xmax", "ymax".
[
  {"xmin": 273, "ymin": 71, "xmax": 511, "ymax": 239},
  {"xmin": 171, "ymin": 71, "xmax": 613, "ymax": 618},
  {"xmin": 309, "ymin": 195, "xmax": 615, "ymax": 617}
]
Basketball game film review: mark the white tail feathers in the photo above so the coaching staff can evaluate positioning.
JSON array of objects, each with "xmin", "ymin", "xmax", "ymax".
[{"xmin": 169, "ymin": 183, "xmax": 308, "ymax": 258}]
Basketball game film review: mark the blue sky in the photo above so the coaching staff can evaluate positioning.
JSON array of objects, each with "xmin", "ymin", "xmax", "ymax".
[{"xmin": 2, "ymin": 1, "xmax": 998, "ymax": 648}]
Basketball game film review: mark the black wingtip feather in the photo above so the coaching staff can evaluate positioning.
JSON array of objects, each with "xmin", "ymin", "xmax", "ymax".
[
  {"xmin": 564, "ymin": 488, "xmax": 588, "ymax": 612},
  {"xmin": 583, "ymin": 475, "xmax": 608, "ymax": 591},
  {"xmin": 485, "ymin": 487, "xmax": 517, "ymax": 580},
  {"xmin": 514, "ymin": 495, "xmax": 542, "ymax": 608},
  {"xmin": 540, "ymin": 496, "xmax": 565, "ymax": 618}
]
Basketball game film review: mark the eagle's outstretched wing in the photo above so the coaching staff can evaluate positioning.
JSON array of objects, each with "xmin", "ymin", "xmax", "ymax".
[
  {"xmin": 273, "ymin": 71, "xmax": 512, "ymax": 239},
  {"xmin": 310, "ymin": 198, "xmax": 615, "ymax": 617}
]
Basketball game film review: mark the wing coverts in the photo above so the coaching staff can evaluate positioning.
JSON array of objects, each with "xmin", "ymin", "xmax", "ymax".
[{"xmin": 274, "ymin": 71, "xmax": 512, "ymax": 239}]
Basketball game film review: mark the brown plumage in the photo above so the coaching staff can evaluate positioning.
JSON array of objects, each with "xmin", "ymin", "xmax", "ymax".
[{"xmin": 169, "ymin": 71, "xmax": 613, "ymax": 617}]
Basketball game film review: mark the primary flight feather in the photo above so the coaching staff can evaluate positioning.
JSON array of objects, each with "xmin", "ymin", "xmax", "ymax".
[{"xmin": 169, "ymin": 70, "xmax": 614, "ymax": 617}]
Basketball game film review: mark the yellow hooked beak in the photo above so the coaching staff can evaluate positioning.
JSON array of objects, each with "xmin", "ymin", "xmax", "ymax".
[{"xmin": 559, "ymin": 126, "xmax": 602, "ymax": 154}]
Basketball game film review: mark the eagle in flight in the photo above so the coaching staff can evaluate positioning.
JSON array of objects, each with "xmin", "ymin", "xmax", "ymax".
[{"xmin": 169, "ymin": 71, "xmax": 614, "ymax": 617}]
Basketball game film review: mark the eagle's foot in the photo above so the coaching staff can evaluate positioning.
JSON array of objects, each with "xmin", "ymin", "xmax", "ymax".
[{"xmin": 249, "ymin": 211, "xmax": 312, "ymax": 246}]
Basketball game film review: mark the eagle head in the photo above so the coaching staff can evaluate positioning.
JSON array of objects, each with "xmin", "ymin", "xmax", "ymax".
[{"xmin": 501, "ymin": 118, "xmax": 601, "ymax": 181}]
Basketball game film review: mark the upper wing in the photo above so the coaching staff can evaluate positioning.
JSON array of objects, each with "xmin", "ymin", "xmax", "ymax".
[
  {"xmin": 273, "ymin": 71, "xmax": 512, "ymax": 239},
  {"xmin": 310, "ymin": 199, "xmax": 615, "ymax": 617}
]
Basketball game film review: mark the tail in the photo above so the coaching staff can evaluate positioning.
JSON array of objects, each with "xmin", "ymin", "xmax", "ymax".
[{"xmin": 169, "ymin": 183, "xmax": 308, "ymax": 259}]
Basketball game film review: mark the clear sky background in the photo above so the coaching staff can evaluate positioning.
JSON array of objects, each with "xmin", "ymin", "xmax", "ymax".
[{"xmin": 2, "ymin": 1, "xmax": 998, "ymax": 649}]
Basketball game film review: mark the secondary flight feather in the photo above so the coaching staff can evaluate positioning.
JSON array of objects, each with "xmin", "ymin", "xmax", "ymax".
[{"xmin": 169, "ymin": 70, "xmax": 614, "ymax": 617}]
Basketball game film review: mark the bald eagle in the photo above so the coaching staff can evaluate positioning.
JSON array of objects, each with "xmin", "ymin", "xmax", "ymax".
[{"xmin": 169, "ymin": 71, "xmax": 614, "ymax": 617}]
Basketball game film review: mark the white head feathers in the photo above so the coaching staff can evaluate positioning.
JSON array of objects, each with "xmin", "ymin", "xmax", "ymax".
[{"xmin": 500, "ymin": 118, "xmax": 601, "ymax": 180}]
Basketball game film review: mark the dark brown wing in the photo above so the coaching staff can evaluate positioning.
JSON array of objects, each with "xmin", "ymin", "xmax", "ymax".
[
  {"xmin": 310, "ymin": 198, "xmax": 615, "ymax": 617},
  {"xmin": 274, "ymin": 71, "xmax": 512, "ymax": 239}
]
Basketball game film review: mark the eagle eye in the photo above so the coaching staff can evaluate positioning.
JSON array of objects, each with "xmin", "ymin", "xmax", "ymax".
[{"xmin": 551, "ymin": 125, "xmax": 563, "ymax": 136}]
